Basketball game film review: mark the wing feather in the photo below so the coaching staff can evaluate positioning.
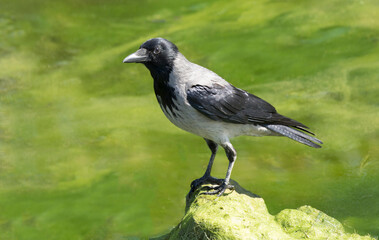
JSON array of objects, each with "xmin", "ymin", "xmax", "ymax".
[{"xmin": 187, "ymin": 84, "xmax": 308, "ymax": 128}]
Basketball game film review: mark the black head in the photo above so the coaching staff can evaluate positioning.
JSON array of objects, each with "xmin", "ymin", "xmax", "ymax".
[{"xmin": 123, "ymin": 38, "xmax": 179, "ymax": 70}]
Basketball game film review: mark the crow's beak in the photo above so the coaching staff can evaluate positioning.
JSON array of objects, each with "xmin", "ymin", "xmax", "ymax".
[{"xmin": 123, "ymin": 48, "xmax": 149, "ymax": 63}]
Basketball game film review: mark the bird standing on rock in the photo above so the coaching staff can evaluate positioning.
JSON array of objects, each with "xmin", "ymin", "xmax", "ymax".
[{"xmin": 123, "ymin": 38, "xmax": 322, "ymax": 196}]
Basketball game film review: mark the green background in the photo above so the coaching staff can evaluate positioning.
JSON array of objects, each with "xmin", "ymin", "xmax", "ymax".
[{"xmin": 0, "ymin": 0, "xmax": 378, "ymax": 239}]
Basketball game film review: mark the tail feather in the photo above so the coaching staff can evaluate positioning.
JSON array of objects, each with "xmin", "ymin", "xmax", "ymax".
[
  {"xmin": 293, "ymin": 126, "xmax": 315, "ymax": 135},
  {"xmin": 264, "ymin": 124, "xmax": 323, "ymax": 148}
]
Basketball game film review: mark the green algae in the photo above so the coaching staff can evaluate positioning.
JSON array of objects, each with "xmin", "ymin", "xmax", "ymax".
[{"xmin": 1, "ymin": 0, "xmax": 379, "ymax": 238}]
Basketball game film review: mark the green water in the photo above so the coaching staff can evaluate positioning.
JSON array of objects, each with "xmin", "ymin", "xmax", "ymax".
[{"xmin": 0, "ymin": 0, "xmax": 378, "ymax": 239}]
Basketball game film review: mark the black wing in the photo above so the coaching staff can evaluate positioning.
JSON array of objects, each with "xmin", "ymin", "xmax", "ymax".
[{"xmin": 186, "ymin": 84, "xmax": 310, "ymax": 130}]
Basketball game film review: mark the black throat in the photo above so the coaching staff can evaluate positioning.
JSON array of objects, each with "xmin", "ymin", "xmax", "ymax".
[{"xmin": 144, "ymin": 63, "xmax": 178, "ymax": 115}]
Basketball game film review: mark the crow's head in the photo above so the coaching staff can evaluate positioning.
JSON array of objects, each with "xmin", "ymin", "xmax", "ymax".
[{"xmin": 123, "ymin": 38, "xmax": 178, "ymax": 70}]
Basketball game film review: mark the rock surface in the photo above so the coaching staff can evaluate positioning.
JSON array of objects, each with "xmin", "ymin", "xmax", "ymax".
[{"xmin": 152, "ymin": 180, "xmax": 374, "ymax": 240}]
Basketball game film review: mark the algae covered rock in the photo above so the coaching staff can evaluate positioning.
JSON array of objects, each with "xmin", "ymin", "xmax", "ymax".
[
  {"xmin": 275, "ymin": 206, "xmax": 372, "ymax": 240},
  {"xmin": 153, "ymin": 180, "xmax": 374, "ymax": 240}
]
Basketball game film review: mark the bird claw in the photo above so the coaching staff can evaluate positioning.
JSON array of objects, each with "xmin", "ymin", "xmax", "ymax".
[
  {"xmin": 200, "ymin": 182, "xmax": 234, "ymax": 196},
  {"xmin": 190, "ymin": 175, "xmax": 224, "ymax": 193}
]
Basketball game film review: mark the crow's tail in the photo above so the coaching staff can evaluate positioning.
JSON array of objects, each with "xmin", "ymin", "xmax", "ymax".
[{"xmin": 264, "ymin": 124, "xmax": 323, "ymax": 148}]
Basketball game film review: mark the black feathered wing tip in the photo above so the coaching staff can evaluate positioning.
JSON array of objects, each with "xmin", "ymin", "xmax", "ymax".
[{"xmin": 264, "ymin": 124, "xmax": 323, "ymax": 148}]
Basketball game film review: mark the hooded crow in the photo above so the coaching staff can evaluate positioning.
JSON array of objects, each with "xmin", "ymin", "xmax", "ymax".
[{"xmin": 123, "ymin": 38, "xmax": 322, "ymax": 196}]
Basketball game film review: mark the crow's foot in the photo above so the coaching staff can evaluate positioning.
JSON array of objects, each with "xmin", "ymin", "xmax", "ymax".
[
  {"xmin": 190, "ymin": 175, "xmax": 224, "ymax": 193},
  {"xmin": 201, "ymin": 182, "xmax": 234, "ymax": 197}
]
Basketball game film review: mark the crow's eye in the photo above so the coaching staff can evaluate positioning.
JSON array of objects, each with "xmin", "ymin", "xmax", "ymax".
[{"xmin": 153, "ymin": 47, "xmax": 160, "ymax": 55}]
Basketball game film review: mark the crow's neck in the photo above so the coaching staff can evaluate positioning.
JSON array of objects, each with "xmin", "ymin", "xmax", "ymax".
[{"xmin": 145, "ymin": 63, "xmax": 178, "ymax": 115}]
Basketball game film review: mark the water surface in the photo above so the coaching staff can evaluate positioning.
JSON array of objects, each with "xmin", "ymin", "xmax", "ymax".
[{"xmin": 0, "ymin": 0, "xmax": 378, "ymax": 239}]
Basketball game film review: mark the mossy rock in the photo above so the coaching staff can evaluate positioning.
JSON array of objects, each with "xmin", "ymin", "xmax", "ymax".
[{"xmin": 152, "ymin": 180, "xmax": 374, "ymax": 240}]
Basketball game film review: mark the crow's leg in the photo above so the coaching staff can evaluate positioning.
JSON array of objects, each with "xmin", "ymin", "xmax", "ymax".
[
  {"xmin": 202, "ymin": 142, "xmax": 236, "ymax": 196},
  {"xmin": 190, "ymin": 139, "xmax": 223, "ymax": 192}
]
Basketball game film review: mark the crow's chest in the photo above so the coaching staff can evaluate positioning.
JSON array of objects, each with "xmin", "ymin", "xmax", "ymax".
[
  {"xmin": 150, "ymin": 65, "xmax": 205, "ymax": 134},
  {"xmin": 154, "ymin": 79, "xmax": 181, "ymax": 117},
  {"xmin": 154, "ymin": 78, "xmax": 202, "ymax": 131}
]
